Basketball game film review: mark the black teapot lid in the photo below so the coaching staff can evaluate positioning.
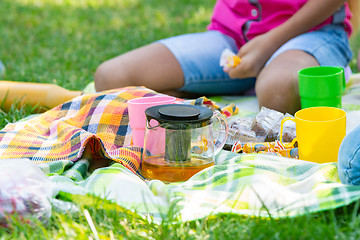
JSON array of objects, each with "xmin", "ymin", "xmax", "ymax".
[{"xmin": 145, "ymin": 104, "xmax": 213, "ymax": 125}]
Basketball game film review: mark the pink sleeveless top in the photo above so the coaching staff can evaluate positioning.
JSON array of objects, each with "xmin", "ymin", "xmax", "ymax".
[{"xmin": 208, "ymin": 0, "xmax": 352, "ymax": 47}]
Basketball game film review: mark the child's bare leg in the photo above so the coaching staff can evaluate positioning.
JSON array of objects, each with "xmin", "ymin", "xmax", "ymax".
[
  {"xmin": 255, "ymin": 50, "xmax": 319, "ymax": 114},
  {"xmin": 94, "ymin": 43, "xmax": 184, "ymax": 92}
]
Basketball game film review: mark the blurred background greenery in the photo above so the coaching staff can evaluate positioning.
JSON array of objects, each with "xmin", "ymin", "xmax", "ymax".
[
  {"xmin": 0, "ymin": 0, "xmax": 215, "ymax": 91},
  {"xmin": 1, "ymin": 0, "xmax": 359, "ymax": 92}
]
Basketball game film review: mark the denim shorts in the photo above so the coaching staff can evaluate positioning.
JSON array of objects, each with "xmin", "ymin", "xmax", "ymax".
[
  {"xmin": 338, "ymin": 124, "xmax": 360, "ymax": 185},
  {"xmin": 158, "ymin": 24, "xmax": 353, "ymax": 95}
]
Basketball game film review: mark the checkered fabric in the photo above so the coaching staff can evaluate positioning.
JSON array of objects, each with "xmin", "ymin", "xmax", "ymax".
[
  {"xmin": 39, "ymin": 151, "xmax": 360, "ymax": 222},
  {"xmin": 3, "ymin": 84, "xmax": 360, "ymax": 222},
  {"xmin": 0, "ymin": 87, "xmax": 238, "ymax": 175},
  {"xmin": 0, "ymin": 86, "xmax": 158, "ymax": 173}
]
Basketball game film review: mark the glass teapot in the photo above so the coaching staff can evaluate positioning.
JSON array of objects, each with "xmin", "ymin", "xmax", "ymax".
[{"xmin": 141, "ymin": 104, "xmax": 228, "ymax": 182}]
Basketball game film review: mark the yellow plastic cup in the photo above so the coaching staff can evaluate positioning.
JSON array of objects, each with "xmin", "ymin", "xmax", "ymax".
[{"xmin": 280, "ymin": 107, "xmax": 346, "ymax": 163}]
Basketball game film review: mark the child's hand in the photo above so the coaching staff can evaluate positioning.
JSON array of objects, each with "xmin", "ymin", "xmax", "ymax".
[{"xmin": 224, "ymin": 32, "xmax": 279, "ymax": 79}]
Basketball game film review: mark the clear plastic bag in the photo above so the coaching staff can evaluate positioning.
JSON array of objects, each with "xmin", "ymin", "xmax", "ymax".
[
  {"xmin": 0, "ymin": 158, "xmax": 53, "ymax": 226},
  {"xmin": 251, "ymin": 106, "xmax": 284, "ymax": 141},
  {"xmin": 226, "ymin": 107, "xmax": 298, "ymax": 149},
  {"xmin": 226, "ymin": 117, "xmax": 260, "ymax": 145}
]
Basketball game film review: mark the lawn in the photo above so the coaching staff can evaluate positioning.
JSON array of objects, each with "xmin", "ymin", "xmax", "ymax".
[{"xmin": 1, "ymin": 0, "xmax": 360, "ymax": 239}]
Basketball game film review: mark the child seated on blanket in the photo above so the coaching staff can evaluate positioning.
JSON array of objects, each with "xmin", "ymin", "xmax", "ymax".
[{"xmin": 94, "ymin": 0, "xmax": 359, "ymax": 115}]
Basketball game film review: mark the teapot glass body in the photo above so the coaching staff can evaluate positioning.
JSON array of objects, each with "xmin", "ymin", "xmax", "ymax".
[{"xmin": 141, "ymin": 104, "xmax": 228, "ymax": 182}]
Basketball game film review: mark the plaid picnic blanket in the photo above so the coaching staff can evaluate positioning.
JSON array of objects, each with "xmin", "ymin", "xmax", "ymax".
[
  {"xmin": 0, "ymin": 86, "xmax": 157, "ymax": 173},
  {"xmin": 38, "ymin": 151, "xmax": 360, "ymax": 222},
  {"xmin": 0, "ymin": 86, "xmax": 238, "ymax": 175},
  {"xmin": 2, "ymin": 84, "xmax": 360, "ymax": 222}
]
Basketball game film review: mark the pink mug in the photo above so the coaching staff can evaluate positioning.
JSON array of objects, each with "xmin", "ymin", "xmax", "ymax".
[{"xmin": 128, "ymin": 95, "xmax": 176, "ymax": 147}]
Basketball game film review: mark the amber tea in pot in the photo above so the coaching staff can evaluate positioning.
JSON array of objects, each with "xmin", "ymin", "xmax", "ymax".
[{"xmin": 141, "ymin": 104, "xmax": 228, "ymax": 182}]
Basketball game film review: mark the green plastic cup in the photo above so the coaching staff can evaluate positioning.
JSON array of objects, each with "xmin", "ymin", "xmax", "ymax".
[{"xmin": 298, "ymin": 66, "xmax": 345, "ymax": 109}]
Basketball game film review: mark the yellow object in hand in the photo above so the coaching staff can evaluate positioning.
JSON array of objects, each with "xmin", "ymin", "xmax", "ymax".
[
  {"xmin": 220, "ymin": 48, "xmax": 242, "ymax": 68},
  {"xmin": 231, "ymin": 55, "xmax": 241, "ymax": 67}
]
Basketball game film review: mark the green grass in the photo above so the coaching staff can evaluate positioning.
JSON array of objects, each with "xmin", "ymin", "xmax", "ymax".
[
  {"xmin": 1, "ymin": 0, "xmax": 214, "ymax": 91},
  {"xmin": 2, "ymin": 197, "xmax": 360, "ymax": 239},
  {"xmin": 1, "ymin": 0, "xmax": 360, "ymax": 239}
]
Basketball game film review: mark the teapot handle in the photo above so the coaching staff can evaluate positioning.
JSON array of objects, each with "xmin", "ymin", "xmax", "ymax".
[{"xmin": 213, "ymin": 111, "xmax": 229, "ymax": 155}]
